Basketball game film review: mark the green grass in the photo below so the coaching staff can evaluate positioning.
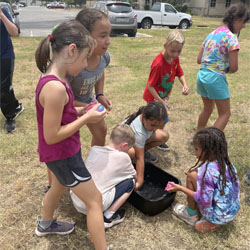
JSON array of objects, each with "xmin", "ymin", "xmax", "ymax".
[{"xmin": 0, "ymin": 17, "xmax": 250, "ymax": 249}]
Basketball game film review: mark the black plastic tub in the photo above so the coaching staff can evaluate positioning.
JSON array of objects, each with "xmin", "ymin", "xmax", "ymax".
[{"xmin": 128, "ymin": 162, "xmax": 181, "ymax": 216}]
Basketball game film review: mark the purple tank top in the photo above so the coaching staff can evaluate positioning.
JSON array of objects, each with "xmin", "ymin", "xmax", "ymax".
[{"xmin": 35, "ymin": 75, "xmax": 81, "ymax": 162}]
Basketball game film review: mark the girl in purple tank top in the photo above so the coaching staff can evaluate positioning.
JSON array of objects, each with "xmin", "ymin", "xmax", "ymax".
[{"xmin": 34, "ymin": 20, "xmax": 109, "ymax": 250}]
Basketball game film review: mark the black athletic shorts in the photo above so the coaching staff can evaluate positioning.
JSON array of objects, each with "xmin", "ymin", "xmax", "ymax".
[{"xmin": 45, "ymin": 149, "xmax": 91, "ymax": 187}]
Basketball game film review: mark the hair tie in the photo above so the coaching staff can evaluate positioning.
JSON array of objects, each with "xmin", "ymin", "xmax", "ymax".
[{"xmin": 49, "ymin": 34, "xmax": 54, "ymax": 43}]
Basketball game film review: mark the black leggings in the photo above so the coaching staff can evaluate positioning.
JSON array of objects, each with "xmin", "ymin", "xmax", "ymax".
[{"xmin": 0, "ymin": 58, "xmax": 19, "ymax": 119}]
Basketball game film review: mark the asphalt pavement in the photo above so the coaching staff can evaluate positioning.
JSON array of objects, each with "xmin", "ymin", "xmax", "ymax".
[
  {"xmin": 18, "ymin": 6, "xmax": 152, "ymax": 37},
  {"xmin": 18, "ymin": 6, "xmax": 78, "ymax": 37}
]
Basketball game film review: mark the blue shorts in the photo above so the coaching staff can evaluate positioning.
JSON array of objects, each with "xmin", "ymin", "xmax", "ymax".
[
  {"xmin": 112, "ymin": 178, "xmax": 134, "ymax": 204},
  {"xmin": 196, "ymin": 68, "xmax": 230, "ymax": 100},
  {"xmin": 45, "ymin": 149, "xmax": 91, "ymax": 188}
]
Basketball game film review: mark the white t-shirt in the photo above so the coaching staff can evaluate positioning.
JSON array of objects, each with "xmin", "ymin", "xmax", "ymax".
[
  {"xmin": 129, "ymin": 116, "xmax": 154, "ymax": 148},
  {"xmin": 70, "ymin": 146, "xmax": 136, "ymax": 214}
]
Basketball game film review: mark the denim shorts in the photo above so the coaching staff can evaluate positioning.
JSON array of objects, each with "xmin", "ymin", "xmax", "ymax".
[
  {"xmin": 46, "ymin": 149, "xmax": 91, "ymax": 188},
  {"xmin": 196, "ymin": 68, "xmax": 230, "ymax": 100}
]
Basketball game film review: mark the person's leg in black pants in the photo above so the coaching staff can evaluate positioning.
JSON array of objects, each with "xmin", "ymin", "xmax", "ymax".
[{"xmin": 0, "ymin": 58, "xmax": 20, "ymax": 132}]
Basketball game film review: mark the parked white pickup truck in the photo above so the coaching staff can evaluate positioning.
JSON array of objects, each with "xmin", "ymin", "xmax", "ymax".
[{"xmin": 135, "ymin": 2, "xmax": 192, "ymax": 29}]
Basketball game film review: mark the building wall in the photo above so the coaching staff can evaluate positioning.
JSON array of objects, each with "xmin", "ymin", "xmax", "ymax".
[
  {"xmin": 86, "ymin": 0, "xmax": 95, "ymax": 8},
  {"xmin": 188, "ymin": 0, "xmax": 250, "ymax": 16}
]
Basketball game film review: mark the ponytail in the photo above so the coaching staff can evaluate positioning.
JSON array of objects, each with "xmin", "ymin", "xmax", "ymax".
[
  {"xmin": 125, "ymin": 106, "xmax": 144, "ymax": 125},
  {"xmin": 125, "ymin": 101, "xmax": 167, "ymax": 125},
  {"xmin": 35, "ymin": 36, "xmax": 51, "ymax": 73},
  {"xmin": 35, "ymin": 19, "xmax": 94, "ymax": 73}
]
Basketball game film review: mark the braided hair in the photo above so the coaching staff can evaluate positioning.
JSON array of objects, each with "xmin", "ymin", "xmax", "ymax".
[
  {"xmin": 188, "ymin": 127, "xmax": 238, "ymax": 196},
  {"xmin": 125, "ymin": 101, "xmax": 167, "ymax": 125}
]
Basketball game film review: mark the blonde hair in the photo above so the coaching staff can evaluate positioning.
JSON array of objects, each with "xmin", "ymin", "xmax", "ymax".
[
  {"xmin": 110, "ymin": 124, "xmax": 135, "ymax": 147},
  {"xmin": 165, "ymin": 30, "xmax": 185, "ymax": 46}
]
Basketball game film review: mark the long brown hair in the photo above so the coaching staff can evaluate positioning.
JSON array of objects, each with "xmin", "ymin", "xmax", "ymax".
[
  {"xmin": 35, "ymin": 20, "xmax": 94, "ymax": 73},
  {"xmin": 223, "ymin": 3, "xmax": 250, "ymax": 33}
]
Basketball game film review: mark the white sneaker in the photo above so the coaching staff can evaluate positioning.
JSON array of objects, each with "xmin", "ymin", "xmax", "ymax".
[{"xmin": 172, "ymin": 203, "xmax": 199, "ymax": 226}]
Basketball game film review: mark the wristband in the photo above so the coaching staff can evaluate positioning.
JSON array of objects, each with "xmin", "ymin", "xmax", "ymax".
[{"xmin": 96, "ymin": 93, "xmax": 104, "ymax": 99}]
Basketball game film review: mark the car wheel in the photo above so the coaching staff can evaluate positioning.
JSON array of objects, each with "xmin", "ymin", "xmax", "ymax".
[
  {"xmin": 179, "ymin": 20, "xmax": 189, "ymax": 29},
  {"xmin": 128, "ymin": 31, "xmax": 137, "ymax": 37},
  {"xmin": 141, "ymin": 18, "xmax": 152, "ymax": 29}
]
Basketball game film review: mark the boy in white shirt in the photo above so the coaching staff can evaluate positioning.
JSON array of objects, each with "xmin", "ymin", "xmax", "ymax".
[{"xmin": 70, "ymin": 124, "xmax": 136, "ymax": 228}]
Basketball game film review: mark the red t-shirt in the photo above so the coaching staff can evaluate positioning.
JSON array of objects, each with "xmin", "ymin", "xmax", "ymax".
[{"xmin": 143, "ymin": 53, "xmax": 184, "ymax": 102}]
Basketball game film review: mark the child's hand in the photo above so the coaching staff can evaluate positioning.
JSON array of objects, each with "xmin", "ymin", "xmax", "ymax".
[
  {"xmin": 135, "ymin": 180, "xmax": 143, "ymax": 191},
  {"xmin": 162, "ymin": 101, "xmax": 170, "ymax": 111},
  {"xmin": 165, "ymin": 181, "xmax": 181, "ymax": 192},
  {"xmin": 84, "ymin": 104, "xmax": 106, "ymax": 123},
  {"xmin": 182, "ymin": 86, "xmax": 189, "ymax": 95},
  {"xmin": 135, "ymin": 176, "xmax": 144, "ymax": 191},
  {"xmin": 77, "ymin": 102, "xmax": 95, "ymax": 116},
  {"xmin": 97, "ymin": 95, "xmax": 112, "ymax": 112},
  {"xmin": 76, "ymin": 106, "xmax": 86, "ymax": 117}
]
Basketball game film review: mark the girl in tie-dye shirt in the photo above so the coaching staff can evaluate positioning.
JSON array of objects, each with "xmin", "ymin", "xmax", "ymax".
[
  {"xmin": 169, "ymin": 127, "xmax": 240, "ymax": 233},
  {"xmin": 196, "ymin": 4, "xmax": 249, "ymax": 132}
]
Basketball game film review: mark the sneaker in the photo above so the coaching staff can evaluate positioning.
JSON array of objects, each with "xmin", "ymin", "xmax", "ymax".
[
  {"xmin": 4, "ymin": 119, "xmax": 16, "ymax": 133},
  {"xmin": 172, "ymin": 203, "xmax": 199, "ymax": 226},
  {"xmin": 195, "ymin": 216, "xmax": 221, "ymax": 233},
  {"xmin": 144, "ymin": 151, "xmax": 158, "ymax": 163},
  {"xmin": 157, "ymin": 143, "xmax": 170, "ymax": 151},
  {"xmin": 35, "ymin": 219, "xmax": 75, "ymax": 236},
  {"xmin": 104, "ymin": 209, "xmax": 125, "ymax": 228},
  {"xmin": 14, "ymin": 103, "xmax": 24, "ymax": 120},
  {"xmin": 245, "ymin": 170, "xmax": 250, "ymax": 185}
]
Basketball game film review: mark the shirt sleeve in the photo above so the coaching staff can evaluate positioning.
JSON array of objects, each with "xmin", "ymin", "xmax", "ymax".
[
  {"xmin": 227, "ymin": 34, "xmax": 239, "ymax": 52},
  {"xmin": 175, "ymin": 57, "xmax": 184, "ymax": 77},
  {"xmin": 116, "ymin": 153, "xmax": 137, "ymax": 178},
  {"xmin": 2, "ymin": 8, "xmax": 13, "ymax": 23},
  {"xmin": 134, "ymin": 131, "xmax": 147, "ymax": 148},
  {"xmin": 193, "ymin": 167, "xmax": 215, "ymax": 214}
]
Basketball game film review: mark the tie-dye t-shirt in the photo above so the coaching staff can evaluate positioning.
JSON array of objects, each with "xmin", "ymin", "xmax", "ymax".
[
  {"xmin": 201, "ymin": 26, "xmax": 239, "ymax": 75},
  {"xmin": 193, "ymin": 161, "xmax": 240, "ymax": 225}
]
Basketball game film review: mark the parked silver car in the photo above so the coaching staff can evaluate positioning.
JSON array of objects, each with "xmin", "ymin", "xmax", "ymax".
[
  {"xmin": 93, "ymin": 1, "xmax": 137, "ymax": 37},
  {"xmin": 0, "ymin": 2, "xmax": 21, "ymax": 34}
]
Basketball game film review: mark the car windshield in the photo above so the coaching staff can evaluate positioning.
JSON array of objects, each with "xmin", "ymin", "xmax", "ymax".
[{"xmin": 107, "ymin": 3, "xmax": 132, "ymax": 13}]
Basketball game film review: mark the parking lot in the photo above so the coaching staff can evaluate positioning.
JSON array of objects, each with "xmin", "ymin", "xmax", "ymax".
[{"xmin": 18, "ymin": 6, "xmax": 78, "ymax": 37}]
